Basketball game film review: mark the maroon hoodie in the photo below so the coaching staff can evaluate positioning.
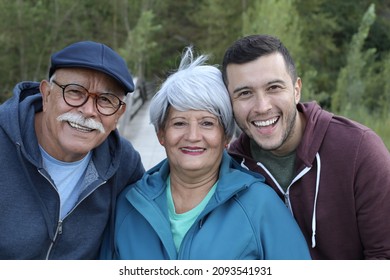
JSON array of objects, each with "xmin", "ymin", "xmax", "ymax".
[{"xmin": 228, "ymin": 101, "xmax": 390, "ymax": 259}]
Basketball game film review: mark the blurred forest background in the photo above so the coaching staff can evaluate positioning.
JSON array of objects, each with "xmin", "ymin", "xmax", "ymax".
[{"xmin": 0, "ymin": 0, "xmax": 390, "ymax": 148}]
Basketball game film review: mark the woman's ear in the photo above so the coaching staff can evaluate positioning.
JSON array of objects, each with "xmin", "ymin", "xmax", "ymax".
[
  {"xmin": 157, "ymin": 130, "xmax": 165, "ymax": 146},
  {"xmin": 224, "ymin": 136, "xmax": 231, "ymax": 149}
]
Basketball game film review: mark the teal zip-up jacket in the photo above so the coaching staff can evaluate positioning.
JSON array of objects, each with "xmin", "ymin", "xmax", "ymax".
[{"xmin": 102, "ymin": 151, "xmax": 311, "ymax": 260}]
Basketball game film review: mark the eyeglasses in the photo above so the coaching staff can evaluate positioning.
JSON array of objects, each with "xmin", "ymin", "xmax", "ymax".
[{"xmin": 52, "ymin": 80, "xmax": 125, "ymax": 116}]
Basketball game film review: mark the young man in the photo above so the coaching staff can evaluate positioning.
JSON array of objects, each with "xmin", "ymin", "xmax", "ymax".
[
  {"xmin": 222, "ymin": 34, "xmax": 390, "ymax": 259},
  {"xmin": 0, "ymin": 41, "xmax": 145, "ymax": 259}
]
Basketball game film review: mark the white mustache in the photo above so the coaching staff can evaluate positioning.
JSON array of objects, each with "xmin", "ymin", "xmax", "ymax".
[{"xmin": 57, "ymin": 112, "xmax": 105, "ymax": 133}]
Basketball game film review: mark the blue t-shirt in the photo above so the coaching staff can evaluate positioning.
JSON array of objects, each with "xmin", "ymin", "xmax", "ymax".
[{"xmin": 40, "ymin": 146, "xmax": 91, "ymax": 219}]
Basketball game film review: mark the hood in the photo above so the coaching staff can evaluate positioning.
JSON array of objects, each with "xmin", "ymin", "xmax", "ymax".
[
  {"xmin": 0, "ymin": 81, "xmax": 42, "ymax": 165},
  {"xmin": 296, "ymin": 102, "xmax": 333, "ymax": 166}
]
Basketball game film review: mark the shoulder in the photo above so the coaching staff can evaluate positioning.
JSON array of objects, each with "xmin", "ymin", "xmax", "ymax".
[
  {"xmin": 221, "ymin": 155, "xmax": 279, "ymax": 204},
  {"xmin": 109, "ymin": 135, "xmax": 145, "ymax": 190},
  {"xmin": 327, "ymin": 114, "xmax": 387, "ymax": 153},
  {"xmin": 119, "ymin": 136, "xmax": 140, "ymax": 156},
  {"xmin": 239, "ymin": 180, "xmax": 280, "ymax": 202}
]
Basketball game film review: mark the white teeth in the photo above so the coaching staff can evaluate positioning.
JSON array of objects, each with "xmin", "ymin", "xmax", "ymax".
[
  {"xmin": 68, "ymin": 122, "xmax": 94, "ymax": 132},
  {"xmin": 253, "ymin": 117, "xmax": 278, "ymax": 127},
  {"xmin": 181, "ymin": 148, "xmax": 204, "ymax": 152}
]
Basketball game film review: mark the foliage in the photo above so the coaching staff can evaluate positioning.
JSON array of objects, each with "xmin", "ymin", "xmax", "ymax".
[
  {"xmin": 118, "ymin": 10, "xmax": 162, "ymax": 79},
  {"xmin": 191, "ymin": 0, "xmax": 242, "ymax": 65},
  {"xmin": 0, "ymin": 0, "xmax": 389, "ymax": 149},
  {"xmin": 294, "ymin": 0, "xmax": 341, "ymax": 106},
  {"xmin": 332, "ymin": 3, "xmax": 376, "ymax": 112},
  {"xmin": 242, "ymin": 0, "xmax": 302, "ymax": 62}
]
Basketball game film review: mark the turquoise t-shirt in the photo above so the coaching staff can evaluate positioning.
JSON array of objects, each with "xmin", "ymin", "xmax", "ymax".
[{"xmin": 166, "ymin": 177, "xmax": 217, "ymax": 251}]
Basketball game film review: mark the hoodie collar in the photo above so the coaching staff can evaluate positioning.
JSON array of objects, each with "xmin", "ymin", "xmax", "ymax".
[{"xmin": 296, "ymin": 102, "xmax": 333, "ymax": 166}]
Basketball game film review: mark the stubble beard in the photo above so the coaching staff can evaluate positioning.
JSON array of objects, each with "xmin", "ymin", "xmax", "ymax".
[{"xmin": 240, "ymin": 107, "xmax": 297, "ymax": 155}]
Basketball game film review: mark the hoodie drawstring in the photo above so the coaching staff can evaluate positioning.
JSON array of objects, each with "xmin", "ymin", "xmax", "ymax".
[
  {"xmin": 240, "ymin": 158, "xmax": 249, "ymax": 170},
  {"xmin": 311, "ymin": 153, "xmax": 321, "ymax": 248},
  {"xmin": 241, "ymin": 153, "xmax": 321, "ymax": 248}
]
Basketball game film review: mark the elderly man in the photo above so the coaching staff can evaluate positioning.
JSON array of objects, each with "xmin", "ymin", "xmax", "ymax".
[{"xmin": 0, "ymin": 41, "xmax": 145, "ymax": 259}]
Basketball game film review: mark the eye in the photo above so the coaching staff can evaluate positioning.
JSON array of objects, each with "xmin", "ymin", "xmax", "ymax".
[
  {"xmin": 201, "ymin": 120, "xmax": 215, "ymax": 127},
  {"xmin": 99, "ymin": 95, "xmax": 111, "ymax": 103},
  {"xmin": 173, "ymin": 121, "xmax": 186, "ymax": 127},
  {"xmin": 236, "ymin": 90, "xmax": 252, "ymax": 99},
  {"xmin": 64, "ymin": 86, "xmax": 86, "ymax": 99},
  {"xmin": 267, "ymin": 84, "xmax": 284, "ymax": 92},
  {"xmin": 98, "ymin": 95, "xmax": 114, "ymax": 107},
  {"xmin": 200, "ymin": 117, "xmax": 219, "ymax": 128}
]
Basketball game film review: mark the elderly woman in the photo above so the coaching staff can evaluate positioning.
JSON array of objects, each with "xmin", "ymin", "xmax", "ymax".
[{"xmin": 101, "ymin": 47, "xmax": 311, "ymax": 260}]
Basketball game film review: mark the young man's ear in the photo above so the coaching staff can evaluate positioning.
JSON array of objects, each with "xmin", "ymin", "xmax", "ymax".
[{"xmin": 294, "ymin": 77, "xmax": 302, "ymax": 104}]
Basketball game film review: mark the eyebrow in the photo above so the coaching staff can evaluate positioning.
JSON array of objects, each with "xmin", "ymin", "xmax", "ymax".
[
  {"xmin": 232, "ymin": 86, "xmax": 251, "ymax": 94},
  {"xmin": 268, "ymin": 79, "xmax": 286, "ymax": 85},
  {"xmin": 232, "ymin": 79, "xmax": 286, "ymax": 94}
]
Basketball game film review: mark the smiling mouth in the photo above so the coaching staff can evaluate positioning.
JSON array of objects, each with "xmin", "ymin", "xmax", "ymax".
[
  {"xmin": 180, "ymin": 147, "xmax": 205, "ymax": 153},
  {"xmin": 252, "ymin": 116, "xmax": 279, "ymax": 127},
  {"xmin": 68, "ymin": 121, "xmax": 94, "ymax": 132}
]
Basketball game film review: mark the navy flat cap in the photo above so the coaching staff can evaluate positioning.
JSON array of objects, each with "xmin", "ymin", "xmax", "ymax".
[{"xmin": 49, "ymin": 41, "xmax": 134, "ymax": 94}]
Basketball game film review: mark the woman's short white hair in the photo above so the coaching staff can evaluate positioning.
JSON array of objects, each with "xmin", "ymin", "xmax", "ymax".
[{"xmin": 149, "ymin": 46, "xmax": 235, "ymax": 139}]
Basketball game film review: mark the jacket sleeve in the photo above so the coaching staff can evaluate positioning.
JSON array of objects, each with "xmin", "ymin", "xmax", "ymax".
[
  {"xmin": 354, "ymin": 130, "xmax": 390, "ymax": 259},
  {"xmin": 117, "ymin": 138, "xmax": 145, "ymax": 193},
  {"xmin": 255, "ymin": 185, "xmax": 312, "ymax": 260},
  {"xmin": 99, "ymin": 224, "xmax": 117, "ymax": 260}
]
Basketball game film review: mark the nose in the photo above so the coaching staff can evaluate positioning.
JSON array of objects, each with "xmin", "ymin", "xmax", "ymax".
[
  {"xmin": 253, "ymin": 93, "xmax": 272, "ymax": 114},
  {"xmin": 185, "ymin": 122, "xmax": 201, "ymax": 141},
  {"xmin": 78, "ymin": 95, "xmax": 98, "ymax": 117}
]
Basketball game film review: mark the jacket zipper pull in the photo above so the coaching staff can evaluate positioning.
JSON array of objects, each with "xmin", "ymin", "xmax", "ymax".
[
  {"xmin": 284, "ymin": 193, "xmax": 290, "ymax": 207},
  {"xmin": 284, "ymin": 193, "xmax": 294, "ymax": 215},
  {"xmin": 58, "ymin": 220, "xmax": 63, "ymax": 235}
]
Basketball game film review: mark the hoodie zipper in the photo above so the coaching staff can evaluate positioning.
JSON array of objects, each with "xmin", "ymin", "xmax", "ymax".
[
  {"xmin": 45, "ymin": 220, "xmax": 62, "ymax": 259},
  {"xmin": 39, "ymin": 168, "xmax": 106, "ymax": 259},
  {"xmin": 255, "ymin": 161, "xmax": 312, "ymax": 216},
  {"xmin": 253, "ymin": 154, "xmax": 321, "ymax": 249},
  {"xmin": 177, "ymin": 186, "xmax": 249, "ymax": 259}
]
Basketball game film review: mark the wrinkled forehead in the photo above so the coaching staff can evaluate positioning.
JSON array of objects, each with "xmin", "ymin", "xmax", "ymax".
[{"xmin": 53, "ymin": 68, "xmax": 126, "ymax": 95}]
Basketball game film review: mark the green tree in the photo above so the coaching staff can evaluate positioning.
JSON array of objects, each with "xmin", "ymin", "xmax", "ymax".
[
  {"xmin": 0, "ymin": 0, "xmax": 132, "ymax": 103},
  {"xmin": 332, "ymin": 3, "xmax": 376, "ymax": 113},
  {"xmin": 149, "ymin": 1, "xmax": 202, "ymax": 78},
  {"xmin": 381, "ymin": 53, "xmax": 390, "ymax": 115},
  {"xmin": 242, "ymin": 0, "xmax": 302, "ymax": 63},
  {"xmin": 191, "ymin": 0, "xmax": 242, "ymax": 64},
  {"xmin": 119, "ymin": 10, "xmax": 162, "ymax": 80}
]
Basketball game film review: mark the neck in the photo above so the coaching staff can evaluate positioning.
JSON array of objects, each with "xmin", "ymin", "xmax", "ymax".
[{"xmin": 169, "ymin": 171, "xmax": 218, "ymax": 214}]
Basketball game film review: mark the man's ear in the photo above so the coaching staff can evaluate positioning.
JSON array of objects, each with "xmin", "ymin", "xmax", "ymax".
[
  {"xmin": 294, "ymin": 77, "xmax": 302, "ymax": 104},
  {"xmin": 40, "ymin": 80, "xmax": 51, "ymax": 111},
  {"xmin": 117, "ymin": 102, "xmax": 127, "ymax": 117}
]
